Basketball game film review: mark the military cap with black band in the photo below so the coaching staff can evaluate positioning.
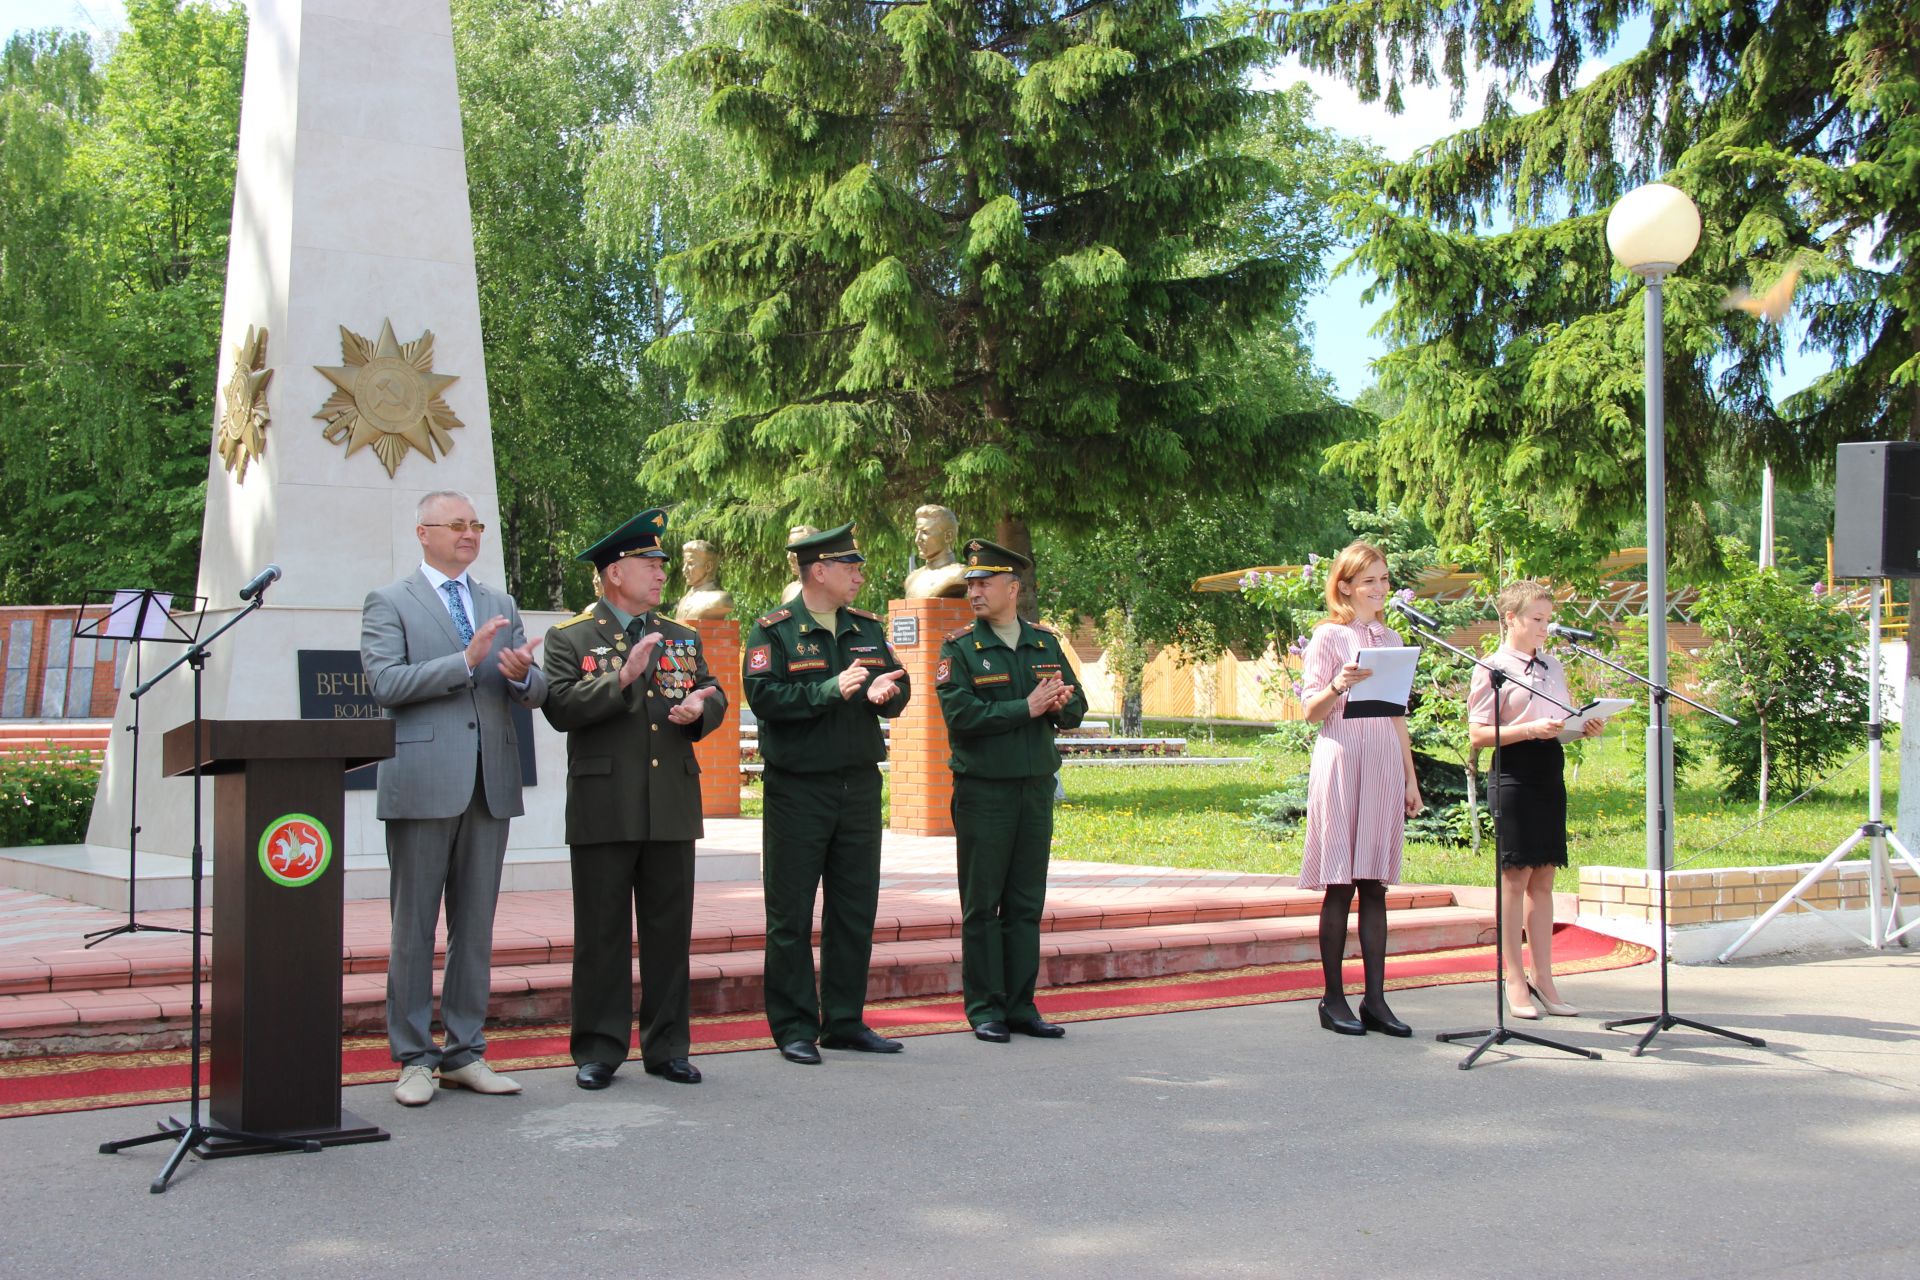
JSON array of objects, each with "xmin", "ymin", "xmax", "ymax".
[
  {"xmin": 787, "ymin": 521, "xmax": 866, "ymax": 567},
  {"xmin": 961, "ymin": 538, "xmax": 1031, "ymax": 579},
  {"xmin": 577, "ymin": 508, "xmax": 670, "ymax": 570}
]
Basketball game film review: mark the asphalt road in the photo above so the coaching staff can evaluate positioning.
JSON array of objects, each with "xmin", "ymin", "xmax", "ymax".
[{"xmin": 3, "ymin": 951, "xmax": 1915, "ymax": 1279}]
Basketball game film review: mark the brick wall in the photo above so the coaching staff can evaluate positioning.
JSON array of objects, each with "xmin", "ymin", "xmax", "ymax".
[
  {"xmin": 886, "ymin": 596, "xmax": 972, "ymax": 836},
  {"xmin": 0, "ymin": 605, "xmax": 129, "ymax": 719},
  {"xmin": 1580, "ymin": 861, "xmax": 1920, "ymax": 927},
  {"xmin": 692, "ymin": 617, "xmax": 743, "ymax": 818}
]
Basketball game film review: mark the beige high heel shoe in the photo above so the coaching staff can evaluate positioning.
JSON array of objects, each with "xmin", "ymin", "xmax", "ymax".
[
  {"xmin": 1528, "ymin": 982, "xmax": 1581, "ymax": 1017},
  {"xmin": 1505, "ymin": 982, "xmax": 1540, "ymax": 1020}
]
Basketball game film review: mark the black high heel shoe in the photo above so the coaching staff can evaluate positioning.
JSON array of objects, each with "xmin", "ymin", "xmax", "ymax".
[
  {"xmin": 1358, "ymin": 1000, "xmax": 1412, "ymax": 1037},
  {"xmin": 1318, "ymin": 1000, "xmax": 1365, "ymax": 1035}
]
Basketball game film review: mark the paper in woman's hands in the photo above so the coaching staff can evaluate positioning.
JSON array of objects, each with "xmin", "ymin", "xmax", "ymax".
[
  {"xmin": 1555, "ymin": 697, "xmax": 1634, "ymax": 743},
  {"xmin": 1344, "ymin": 646, "xmax": 1421, "ymax": 719}
]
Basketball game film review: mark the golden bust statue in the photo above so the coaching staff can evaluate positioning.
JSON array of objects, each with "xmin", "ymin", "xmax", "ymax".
[
  {"xmin": 902, "ymin": 504, "xmax": 967, "ymax": 598},
  {"xmin": 779, "ymin": 524, "xmax": 818, "ymax": 604},
  {"xmin": 671, "ymin": 539, "xmax": 735, "ymax": 621}
]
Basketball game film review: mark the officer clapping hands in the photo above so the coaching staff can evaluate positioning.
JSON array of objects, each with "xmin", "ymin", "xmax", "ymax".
[{"xmin": 1025, "ymin": 675, "xmax": 1074, "ymax": 718}]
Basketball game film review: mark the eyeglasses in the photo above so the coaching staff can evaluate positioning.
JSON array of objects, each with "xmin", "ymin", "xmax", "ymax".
[{"xmin": 421, "ymin": 520, "xmax": 486, "ymax": 533}]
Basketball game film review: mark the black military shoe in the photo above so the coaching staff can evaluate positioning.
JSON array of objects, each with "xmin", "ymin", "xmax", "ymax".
[
  {"xmin": 820, "ymin": 1027, "xmax": 904, "ymax": 1053},
  {"xmin": 973, "ymin": 1021, "xmax": 1011, "ymax": 1043},
  {"xmin": 1008, "ymin": 1017, "xmax": 1066, "ymax": 1039},
  {"xmin": 779, "ymin": 1040, "xmax": 822, "ymax": 1064},
  {"xmin": 644, "ymin": 1057, "xmax": 703, "ymax": 1083},
  {"xmin": 575, "ymin": 1062, "xmax": 616, "ymax": 1090}
]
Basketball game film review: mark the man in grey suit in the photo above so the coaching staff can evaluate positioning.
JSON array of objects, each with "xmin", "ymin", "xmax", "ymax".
[{"xmin": 361, "ymin": 490, "xmax": 547, "ymax": 1106}]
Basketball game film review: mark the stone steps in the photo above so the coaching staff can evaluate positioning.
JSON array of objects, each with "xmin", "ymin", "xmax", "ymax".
[{"xmin": 0, "ymin": 887, "xmax": 1489, "ymax": 1053}]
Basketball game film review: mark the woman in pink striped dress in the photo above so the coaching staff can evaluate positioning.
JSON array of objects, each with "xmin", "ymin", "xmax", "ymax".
[{"xmin": 1298, "ymin": 542, "xmax": 1424, "ymax": 1037}]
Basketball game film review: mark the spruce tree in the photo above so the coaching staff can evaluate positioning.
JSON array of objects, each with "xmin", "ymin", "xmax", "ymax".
[
  {"xmin": 647, "ymin": 0, "xmax": 1329, "ymax": 591},
  {"xmin": 1258, "ymin": 0, "xmax": 1919, "ymax": 563}
]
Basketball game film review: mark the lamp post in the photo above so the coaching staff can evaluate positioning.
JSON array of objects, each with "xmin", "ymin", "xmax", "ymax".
[{"xmin": 1606, "ymin": 181, "xmax": 1700, "ymax": 871}]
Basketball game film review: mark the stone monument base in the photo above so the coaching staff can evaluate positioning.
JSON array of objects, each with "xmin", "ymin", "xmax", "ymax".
[{"xmin": 886, "ymin": 596, "xmax": 972, "ymax": 835}]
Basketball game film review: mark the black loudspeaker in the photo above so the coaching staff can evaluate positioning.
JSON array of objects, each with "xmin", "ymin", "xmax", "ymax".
[{"xmin": 1834, "ymin": 441, "xmax": 1920, "ymax": 578}]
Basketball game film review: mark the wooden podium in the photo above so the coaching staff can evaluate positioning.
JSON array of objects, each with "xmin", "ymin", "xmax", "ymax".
[{"xmin": 162, "ymin": 718, "xmax": 394, "ymax": 1153}]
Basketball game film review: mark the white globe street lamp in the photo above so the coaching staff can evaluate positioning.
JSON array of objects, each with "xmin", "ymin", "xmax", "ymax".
[{"xmin": 1607, "ymin": 181, "xmax": 1699, "ymax": 871}]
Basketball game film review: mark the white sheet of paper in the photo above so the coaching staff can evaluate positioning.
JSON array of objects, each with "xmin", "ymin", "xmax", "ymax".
[
  {"xmin": 1556, "ymin": 697, "xmax": 1634, "ymax": 743},
  {"xmin": 1349, "ymin": 646, "xmax": 1420, "ymax": 711},
  {"xmin": 102, "ymin": 590, "xmax": 175, "ymax": 639}
]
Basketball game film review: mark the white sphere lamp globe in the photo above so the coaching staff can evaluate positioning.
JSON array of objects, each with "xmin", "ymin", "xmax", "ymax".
[{"xmin": 1606, "ymin": 182, "xmax": 1701, "ymax": 276}]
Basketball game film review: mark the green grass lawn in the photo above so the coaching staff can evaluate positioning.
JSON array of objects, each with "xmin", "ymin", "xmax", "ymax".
[
  {"xmin": 1048, "ymin": 719, "xmax": 1897, "ymax": 892},
  {"xmin": 735, "ymin": 718, "xmax": 1893, "ymax": 892}
]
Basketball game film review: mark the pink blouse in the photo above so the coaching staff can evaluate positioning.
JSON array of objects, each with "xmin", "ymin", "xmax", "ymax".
[{"xmin": 1467, "ymin": 646, "xmax": 1574, "ymax": 729}]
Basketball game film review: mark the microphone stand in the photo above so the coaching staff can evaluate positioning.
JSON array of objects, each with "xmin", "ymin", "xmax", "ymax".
[
  {"xmin": 1393, "ymin": 606, "xmax": 1599, "ymax": 1070},
  {"xmin": 98, "ymin": 585, "xmax": 319, "ymax": 1193},
  {"xmin": 1554, "ymin": 636, "xmax": 1764, "ymax": 1056}
]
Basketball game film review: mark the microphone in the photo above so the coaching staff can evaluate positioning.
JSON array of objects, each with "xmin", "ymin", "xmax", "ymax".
[
  {"xmin": 238, "ymin": 564, "xmax": 282, "ymax": 602},
  {"xmin": 1547, "ymin": 622, "xmax": 1597, "ymax": 642},
  {"xmin": 1389, "ymin": 596, "xmax": 1442, "ymax": 630}
]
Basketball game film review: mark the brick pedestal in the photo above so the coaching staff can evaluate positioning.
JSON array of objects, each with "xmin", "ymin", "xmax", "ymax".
[
  {"xmin": 887, "ymin": 596, "xmax": 972, "ymax": 835},
  {"xmin": 692, "ymin": 617, "xmax": 743, "ymax": 818}
]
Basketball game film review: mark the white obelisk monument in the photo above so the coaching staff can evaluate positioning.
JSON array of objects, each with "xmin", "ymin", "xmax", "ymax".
[{"xmin": 82, "ymin": 0, "xmax": 570, "ymax": 885}]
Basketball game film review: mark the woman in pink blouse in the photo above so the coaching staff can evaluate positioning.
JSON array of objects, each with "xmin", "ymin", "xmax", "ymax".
[
  {"xmin": 1466, "ymin": 580, "xmax": 1604, "ymax": 1019},
  {"xmin": 1299, "ymin": 541, "xmax": 1424, "ymax": 1037}
]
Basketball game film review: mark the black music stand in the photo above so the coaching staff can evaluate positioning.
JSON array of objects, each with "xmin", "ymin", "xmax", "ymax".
[{"xmin": 78, "ymin": 589, "xmax": 203, "ymax": 948}]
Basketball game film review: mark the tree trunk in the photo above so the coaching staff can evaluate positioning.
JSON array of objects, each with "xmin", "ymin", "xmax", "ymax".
[
  {"xmin": 506, "ymin": 492, "xmax": 523, "ymax": 602},
  {"xmin": 1121, "ymin": 680, "xmax": 1144, "ymax": 738},
  {"xmin": 997, "ymin": 513, "xmax": 1037, "ymax": 620},
  {"xmin": 1757, "ymin": 716, "xmax": 1770, "ymax": 818},
  {"xmin": 1464, "ymin": 760, "xmax": 1481, "ymax": 857},
  {"xmin": 543, "ymin": 492, "xmax": 565, "ymax": 610}
]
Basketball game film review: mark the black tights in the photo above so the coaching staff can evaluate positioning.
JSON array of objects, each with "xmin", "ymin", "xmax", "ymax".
[{"xmin": 1318, "ymin": 879, "xmax": 1390, "ymax": 1010}]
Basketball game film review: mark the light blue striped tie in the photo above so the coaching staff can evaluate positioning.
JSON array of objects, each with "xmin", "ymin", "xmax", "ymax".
[{"xmin": 441, "ymin": 580, "xmax": 474, "ymax": 644}]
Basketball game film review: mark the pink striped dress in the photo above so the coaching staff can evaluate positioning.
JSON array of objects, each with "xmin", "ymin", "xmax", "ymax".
[{"xmin": 1298, "ymin": 619, "xmax": 1406, "ymax": 890}]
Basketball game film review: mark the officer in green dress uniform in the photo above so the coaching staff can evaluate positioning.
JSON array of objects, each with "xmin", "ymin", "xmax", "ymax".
[
  {"xmin": 936, "ymin": 539, "xmax": 1088, "ymax": 1042},
  {"xmin": 541, "ymin": 508, "xmax": 727, "ymax": 1090},
  {"xmin": 744, "ymin": 522, "xmax": 911, "ymax": 1064}
]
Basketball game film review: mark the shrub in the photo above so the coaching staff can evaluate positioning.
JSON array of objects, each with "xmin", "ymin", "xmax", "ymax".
[
  {"xmin": 0, "ymin": 749, "xmax": 100, "ymax": 846},
  {"xmin": 1247, "ymin": 749, "xmax": 1491, "ymax": 848},
  {"xmin": 1693, "ymin": 548, "xmax": 1872, "ymax": 812}
]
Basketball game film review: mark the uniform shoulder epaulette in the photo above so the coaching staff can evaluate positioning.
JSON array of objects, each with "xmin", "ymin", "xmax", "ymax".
[
  {"xmin": 847, "ymin": 606, "xmax": 880, "ymax": 621},
  {"xmin": 555, "ymin": 609, "xmax": 596, "ymax": 629},
  {"xmin": 1032, "ymin": 620, "xmax": 1060, "ymax": 635},
  {"xmin": 944, "ymin": 624, "xmax": 975, "ymax": 642},
  {"xmin": 656, "ymin": 616, "xmax": 696, "ymax": 638},
  {"xmin": 756, "ymin": 608, "xmax": 792, "ymax": 627}
]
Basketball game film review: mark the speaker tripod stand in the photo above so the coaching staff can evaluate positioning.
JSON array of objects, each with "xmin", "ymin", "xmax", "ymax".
[{"xmin": 1718, "ymin": 578, "xmax": 1917, "ymax": 960}]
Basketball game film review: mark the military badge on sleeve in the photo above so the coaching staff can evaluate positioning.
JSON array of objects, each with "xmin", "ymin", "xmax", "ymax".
[
  {"xmin": 936, "ymin": 658, "xmax": 952, "ymax": 684},
  {"xmin": 748, "ymin": 645, "xmax": 772, "ymax": 674}
]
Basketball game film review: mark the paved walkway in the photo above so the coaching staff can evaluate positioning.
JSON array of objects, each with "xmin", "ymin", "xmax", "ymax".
[{"xmin": 1, "ymin": 950, "xmax": 1914, "ymax": 1277}]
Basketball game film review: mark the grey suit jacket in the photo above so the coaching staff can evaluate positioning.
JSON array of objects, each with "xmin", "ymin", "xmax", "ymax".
[{"xmin": 360, "ymin": 569, "xmax": 548, "ymax": 822}]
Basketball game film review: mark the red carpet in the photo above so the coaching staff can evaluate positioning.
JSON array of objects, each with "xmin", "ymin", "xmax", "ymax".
[{"xmin": 0, "ymin": 926, "xmax": 1649, "ymax": 1119}]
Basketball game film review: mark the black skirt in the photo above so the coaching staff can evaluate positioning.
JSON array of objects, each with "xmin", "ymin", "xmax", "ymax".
[{"xmin": 1487, "ymin": 738, "xmax": 1568, "ymax": 868}]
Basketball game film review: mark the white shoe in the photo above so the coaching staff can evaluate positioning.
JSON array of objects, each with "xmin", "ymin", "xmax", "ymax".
[
  {"xmin": 393, "ymin": 1064, "xmax": 437, "ymax": 1106},
  {"xmin": 438, "ymin": 1059, "xmax": 522, "ymax": 1095}
]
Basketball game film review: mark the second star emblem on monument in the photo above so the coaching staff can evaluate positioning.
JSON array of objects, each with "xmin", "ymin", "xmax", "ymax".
[
  {"xmin": 216, "ymin": 325, "xmax": 273, "ymax": 484},
  {"xmin": 313, "ymin": 318, "xmax": 465, "ymax": 476}
]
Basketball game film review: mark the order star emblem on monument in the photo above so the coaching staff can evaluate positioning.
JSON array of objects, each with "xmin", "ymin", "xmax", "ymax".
[
  {"xmin": 216, "ymin": 325, "xmax": 273, "ymax": 483},
  {"xmin": 313, "ymin": 318, "xmax": 464, "ymax": 476}
]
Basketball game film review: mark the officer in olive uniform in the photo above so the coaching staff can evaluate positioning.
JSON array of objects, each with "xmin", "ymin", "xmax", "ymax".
[
  {"xmin": 541, "ymin": 508, "xmax": 727, "ymax": 1090},
  {"xmin": 936, "ymin": 539, "xmax": 1087, "ymax": 1042},
  {"xmin": 745, "ymin": 522, "xmax": 911, "ymax": 1064}
]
